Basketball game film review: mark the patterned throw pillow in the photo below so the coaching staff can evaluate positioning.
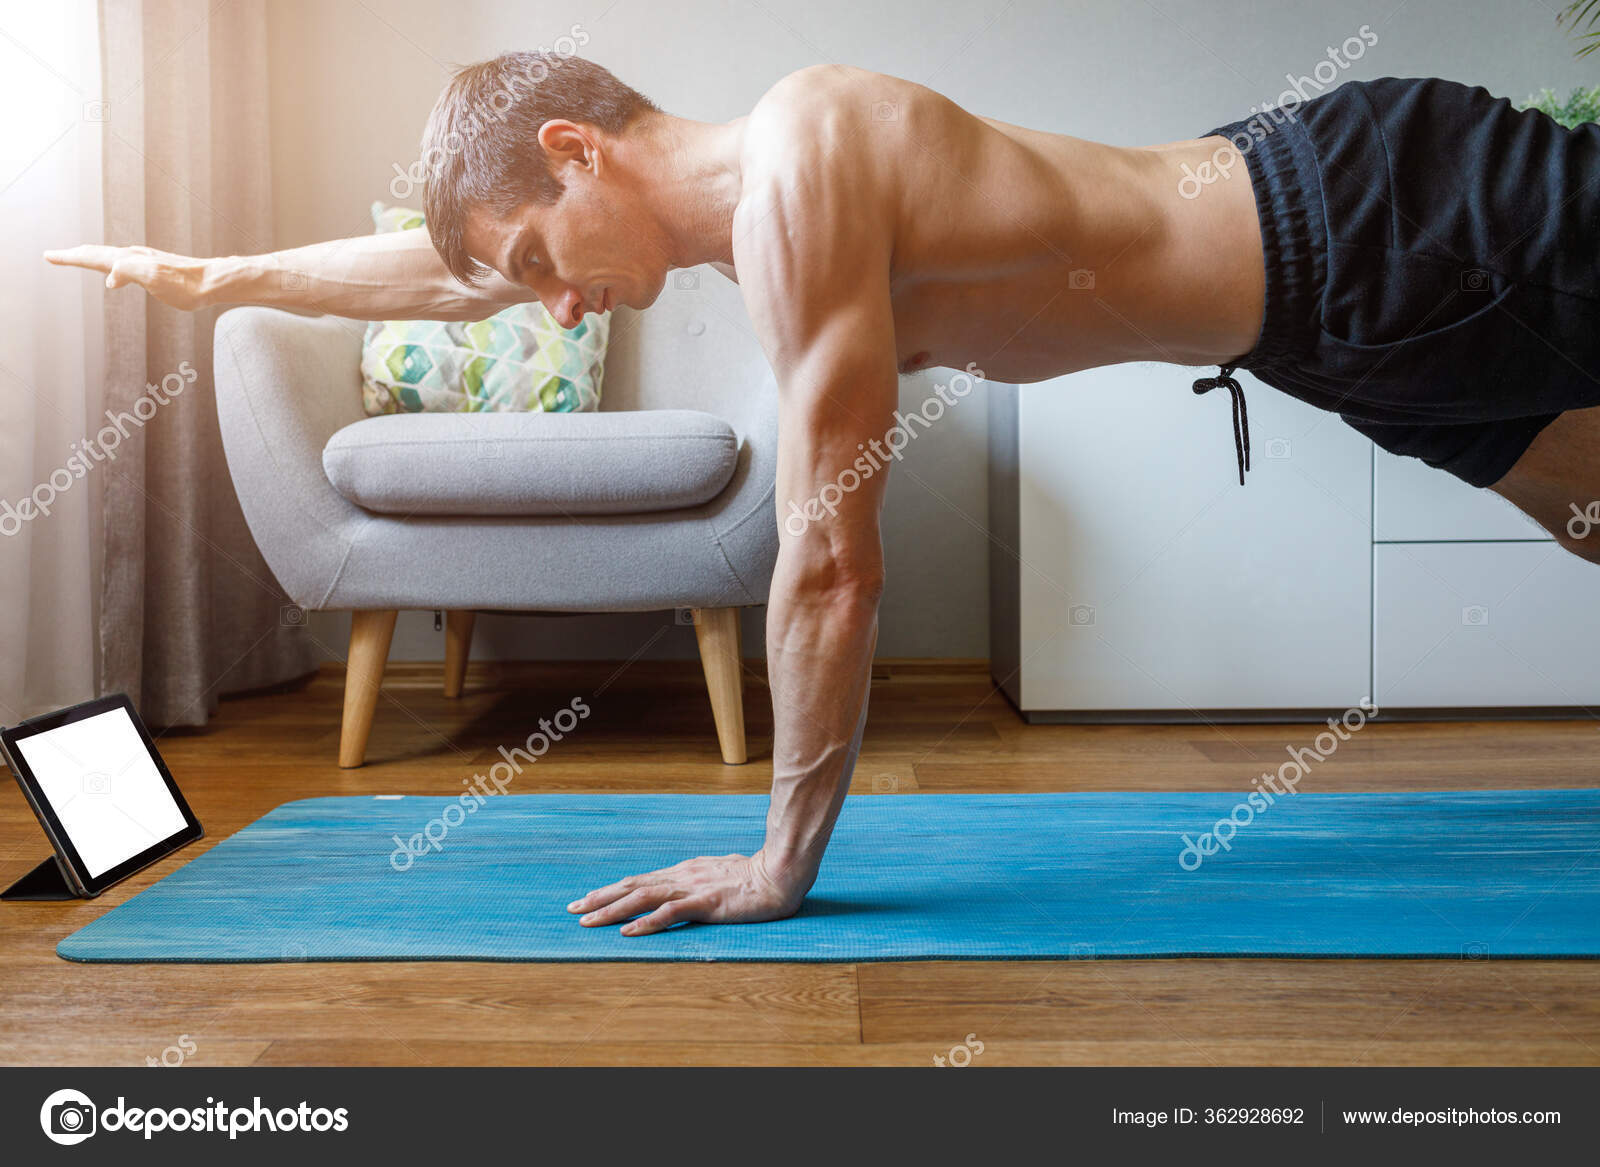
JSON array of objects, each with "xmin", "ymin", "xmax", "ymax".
[{"xmin": 359, "ymin": 203, "xmax": 609, "ymax": 415}]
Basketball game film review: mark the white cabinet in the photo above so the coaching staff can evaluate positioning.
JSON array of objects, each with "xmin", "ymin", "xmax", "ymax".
[
  {"xmin": 1374, "ymin": 448, "xmax": 1550, "ymax": 542},
  {"xmin": 991, "ymin": 365, "xmax": 1373, "ymax": 716},
  {"xmin": 1371, "ymin": 450, "xmax": 1598, "ymax": 710},
  {"xmin": 1374, "ymin": 542, "xmax": 1600, "ymax": 707},
  {"xmin": 991, "ymin": 368, "xmax": 1596, "ymax": 717}
]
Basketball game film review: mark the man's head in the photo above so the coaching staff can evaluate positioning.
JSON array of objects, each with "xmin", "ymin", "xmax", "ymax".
[{"xmin": 421, "ymin": 52, "xmax": 663, "ymax": 325}]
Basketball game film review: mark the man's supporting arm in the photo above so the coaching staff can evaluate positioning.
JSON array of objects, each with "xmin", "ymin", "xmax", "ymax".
[
  {"xmin": 566, "ymin": 156, "xmax": 898, "ymax": 935},
  {"xmin": 44, "ymin": 228, "xmax": 536, "ymax": 321},
  {"xmin": 755, "ymin": 327, "xmax": 894, "ymax": 894}
]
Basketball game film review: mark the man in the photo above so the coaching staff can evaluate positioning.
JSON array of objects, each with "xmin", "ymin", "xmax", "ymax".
[{"xmin": 48, "ymin": 55, "xmax": 1600, "ymax": 935}]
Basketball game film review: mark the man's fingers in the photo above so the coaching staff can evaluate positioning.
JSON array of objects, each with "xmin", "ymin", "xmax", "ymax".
[
  {"xmin": 46, "ymin": 245, "xmax": 167, "ymax": 294},
  {"xmin": 567, "ymin": 875, "xmax": 639, "ymax": 914},
  {"xmin": 578, "ymin": 885, "xmax": 673, "ymax": 927},
  {"xmin": 622, "ymin": 897, "xmax": 706, "ymax": 937},
  {"xmin": 44, "ymin": 244, "xmax": 119, "ymax": 273},
  {"xmin": 568, "ymin": 867, "xmax": 675, "ymax": 913},
  {"xmin": 105, "ymin": 256, "xmax": 154, "ymax": 290},
  {"xmin": 43, "ymin": 246, "xmax": 158, "ymax": 294}
]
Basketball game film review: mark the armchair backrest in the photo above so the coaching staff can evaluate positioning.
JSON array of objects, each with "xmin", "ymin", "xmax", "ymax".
[{"xmin": 599, "ymin": 265, "xmax": 776, "ymax": 436}]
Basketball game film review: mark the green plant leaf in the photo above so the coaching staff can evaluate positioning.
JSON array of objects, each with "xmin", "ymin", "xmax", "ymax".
[
  {"xmin": 1559, "ymin": 1, "xmax": 1600, "ymax": 58},
  {"xmin": 1519, "ymin": 84, "xmax": 1600, "ymax": 127}
]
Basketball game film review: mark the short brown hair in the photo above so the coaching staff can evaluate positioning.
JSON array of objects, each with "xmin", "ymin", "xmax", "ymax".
[{"xmin": 420, "ymin": 52, "xmax": 658, "ymax": 285}]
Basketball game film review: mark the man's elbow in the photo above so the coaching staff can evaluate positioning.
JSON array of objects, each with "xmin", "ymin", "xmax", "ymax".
[
  {"xmin": 784, "ymin": 552, "xmax": 885, "ymax": 612},
  {"xmin": 827, "ymin": 567, "xmax": 885, "ymax": 608}
]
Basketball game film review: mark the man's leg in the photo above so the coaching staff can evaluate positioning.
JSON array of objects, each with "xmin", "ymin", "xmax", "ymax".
[{"xmin": 1489, "ymin": 405, "xmax": 1600, "ymax": 565}]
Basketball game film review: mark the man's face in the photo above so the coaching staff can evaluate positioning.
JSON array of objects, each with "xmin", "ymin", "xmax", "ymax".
[{"xmin": 463, "ymin": 176, "xmax": 668, "ymax": 328}]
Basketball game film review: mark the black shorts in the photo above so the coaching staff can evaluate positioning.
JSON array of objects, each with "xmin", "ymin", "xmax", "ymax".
[{"xmin": 1205, "ymin": 76, "xmax": 1600, "ymax": 487}]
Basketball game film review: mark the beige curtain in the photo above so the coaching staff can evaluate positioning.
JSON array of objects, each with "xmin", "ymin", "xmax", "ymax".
[
  {"xmin": 0, "ymin": 2, "xmax": 102, "ymax": 724},
  {"xmin": 98, "ymin": 0, "xmax": 315, "ymax": 726}
]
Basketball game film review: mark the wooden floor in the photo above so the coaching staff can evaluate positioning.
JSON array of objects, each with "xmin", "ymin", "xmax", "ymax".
[{"xmin": 4, "ymin": 658, "xmax": 1600, "ymax": 1067}]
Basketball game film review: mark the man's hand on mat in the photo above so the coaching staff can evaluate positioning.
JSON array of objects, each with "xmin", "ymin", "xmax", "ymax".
[
  {"xmin": 568, "ymin": 850, "xmax": 805, "ymax": 935},
  {"xmin": 45, "ymin": 244, "xmax": 210, "ymax": 310}
]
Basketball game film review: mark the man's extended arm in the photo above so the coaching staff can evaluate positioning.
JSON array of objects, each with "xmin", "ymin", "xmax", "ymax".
[
  {"xmin": 566, "ymin": 156, "xmax": 898, "ymax": 935},
  {"xmin": 44, "ymin": 229, "xmax": 535, "ymax": 321}
]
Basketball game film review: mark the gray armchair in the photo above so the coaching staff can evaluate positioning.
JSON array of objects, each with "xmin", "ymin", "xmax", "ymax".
[{"xmin": 212, "ymin": 271, "xmax": 779, "ymax": 767}]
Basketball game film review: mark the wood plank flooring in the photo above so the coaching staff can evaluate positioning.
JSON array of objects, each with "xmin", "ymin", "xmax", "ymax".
[{"xmin": 3, "ymin": 659, "xmax": 1598, "ymax": 1066}]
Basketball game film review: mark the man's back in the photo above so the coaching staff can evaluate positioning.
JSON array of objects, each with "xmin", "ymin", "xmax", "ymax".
[{"xmin": 737, "ymin": 64, "xmax": 1267, "ymax": 382}]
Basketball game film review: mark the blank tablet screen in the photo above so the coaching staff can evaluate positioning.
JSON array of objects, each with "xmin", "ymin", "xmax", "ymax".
[{"xmin": 11, "ymin": 707, "xmax": 189, "ymax": 878}]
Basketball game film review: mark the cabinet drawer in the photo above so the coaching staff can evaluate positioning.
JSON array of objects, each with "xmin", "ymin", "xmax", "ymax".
[
  {"xmin": 1374, "ymin": 448, "xmax": 1550, "ymax": 542},
  {"xmin": 1374, "ymin": 542, "xmax": 1600, "ymax": 707}
]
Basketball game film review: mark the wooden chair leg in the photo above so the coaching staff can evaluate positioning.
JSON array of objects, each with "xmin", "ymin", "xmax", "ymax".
[
  {"xmin": 692, "ymin": 607, "xmax": 747, "ymax": 765},
  {"xmin": 339, "ymin": 609, "xmax": 397, "ymax": 768},
  {"xmin": 443, "ymin": 610, "xmax": 475, "ymax": 698}
]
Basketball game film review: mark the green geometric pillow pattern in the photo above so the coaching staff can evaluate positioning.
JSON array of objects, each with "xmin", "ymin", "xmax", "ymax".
[{"xmin": 359, "ymin": 203, "xmax": 609, "ymax": 416}]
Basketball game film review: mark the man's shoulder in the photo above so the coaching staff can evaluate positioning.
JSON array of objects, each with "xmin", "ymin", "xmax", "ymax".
[
  {"xmin": 743, "ymin": 65, "xmax": 896, "ymax": 170},
  {"xmin": 750, "ymin": 64, "xmax": 881, "ymax": 119},
  {"xmin": 732, "ymin": 66, "xmax": 918, "ymax": 288}
]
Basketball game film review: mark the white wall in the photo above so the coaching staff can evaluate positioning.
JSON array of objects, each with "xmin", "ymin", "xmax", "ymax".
[{"xmin": 263, "ymin": 0, "xmax": 1594, "ymax": 663}]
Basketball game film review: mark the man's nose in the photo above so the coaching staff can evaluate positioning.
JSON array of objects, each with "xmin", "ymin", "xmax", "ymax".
[{"xmin": 545, "ymin": 288, "xmax": 585, "ymax": 329}]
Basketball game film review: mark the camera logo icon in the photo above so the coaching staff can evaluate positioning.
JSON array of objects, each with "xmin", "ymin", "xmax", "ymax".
[
  {"xmin": 1067, "ymin": 268, "xmax": 1096, "ymax": 290},
  {"xmin": 1461, "ymin": 605, "xmax": 1490, "ymax": 627},
  {"xmin": 41, "ymin": 1089, "xmax": 97, "ymax": 1145},
  {"xmin": 81, "ymin": 771, "xmax": 112, "ymax": 797},
  {"xmin": 1068, "ymin": 604, "xmax": 1096, "ymax": 627},
  {"xmin": 1459, "ymin": 268, "xmax": 1491, "ymax": 292},
  {"xmin": 673, "ymin": 270, "xmax": 700, "ymax": 291},
  {"xmin": 1264, "ymin": 437, "xmax": 1292, "ymax": 460}
]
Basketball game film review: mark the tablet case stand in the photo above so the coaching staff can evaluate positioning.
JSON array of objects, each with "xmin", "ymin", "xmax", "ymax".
[{"xmin": 1, "ymin": 855, "xmax": 80, "ymax": 901}]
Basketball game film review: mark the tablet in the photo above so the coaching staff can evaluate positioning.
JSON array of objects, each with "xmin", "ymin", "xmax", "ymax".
[{"xmin": 1, "ymin": 694, "xmax": 202, "ymax": 897}]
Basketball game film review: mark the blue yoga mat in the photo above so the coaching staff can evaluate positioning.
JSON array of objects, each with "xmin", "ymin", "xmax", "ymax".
[{"xmin": 57, "ymin": 791, "xmax": 1600, "ymax": 962}]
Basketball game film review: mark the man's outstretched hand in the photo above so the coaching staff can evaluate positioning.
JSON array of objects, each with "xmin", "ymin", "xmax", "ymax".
[
  {"xmin": 45, "ymin": 244, "xmax": 210, "ymax": 310},
  {"xmin": 568, "ymin": 850, "xmax": 808, "ymax": 936}
]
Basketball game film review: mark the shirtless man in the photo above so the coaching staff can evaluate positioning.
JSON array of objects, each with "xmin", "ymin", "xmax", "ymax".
[{"xmin": 47, "ymin": 55, "xmax": 1600, "ymax": 935}]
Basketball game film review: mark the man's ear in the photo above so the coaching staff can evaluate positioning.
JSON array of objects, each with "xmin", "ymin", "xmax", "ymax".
[{"xmin": 537, "ymin": 120, "xmax": 599, "ymax": 175}]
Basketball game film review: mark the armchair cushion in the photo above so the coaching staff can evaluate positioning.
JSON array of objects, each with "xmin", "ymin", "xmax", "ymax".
[
  {"xmin": 359, "ymin": 204, "xmax": 610, "ymax": 416},
  {"xmin": 321, "ymin": 410, "xmax": 741, "ymax": 517}
]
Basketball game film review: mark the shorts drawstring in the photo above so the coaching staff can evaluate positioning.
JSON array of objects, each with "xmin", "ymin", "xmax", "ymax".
[{"xmin": 1192, "ymin": 365, "xmax": 1250, "ymax": 485}]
